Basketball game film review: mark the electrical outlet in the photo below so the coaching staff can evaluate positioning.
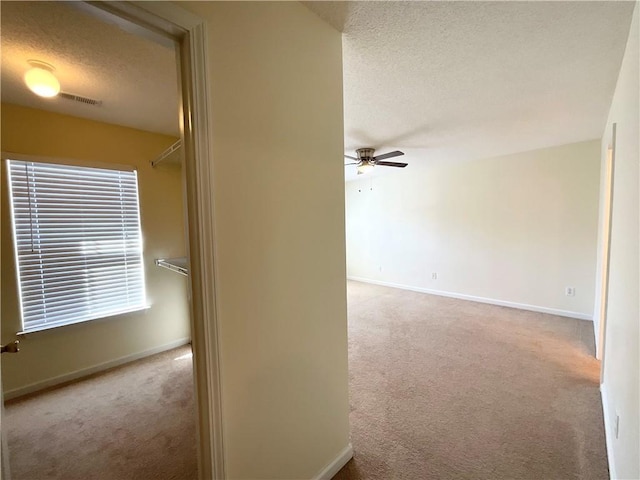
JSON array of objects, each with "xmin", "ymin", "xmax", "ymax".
[
  {"xmin": 432, "ymin": 272, "xmax": 438, "ymax": 280},
  {"xmin": 615, "ymin": 414, "xmax": 620, "ymax": 439},
  {"xmin": 565, "ymin": 287, "xmax": 575, "ymax": 297}
]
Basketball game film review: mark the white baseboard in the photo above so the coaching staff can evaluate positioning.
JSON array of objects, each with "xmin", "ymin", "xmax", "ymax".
[
  {"xmin": 600, "ymin": 384, "xmax": 617, "ymax": 479},
  {"xmin": 312, "ymin": 443, "xmax": 354, "ymax": 480},
  {"xmin": 4, "ymin": 337, "xmax": 191, "ymax": 400},
  {"xmin": 347, "ymin": 276, "xmax": 593, "ymax": 321}
]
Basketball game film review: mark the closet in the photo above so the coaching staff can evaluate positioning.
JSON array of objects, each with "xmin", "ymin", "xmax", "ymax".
[{"xmin": 151, "ymin": 139, "xmax": 189, "ymax": 277}]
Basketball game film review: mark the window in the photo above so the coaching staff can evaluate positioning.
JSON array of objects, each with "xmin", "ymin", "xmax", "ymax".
[{"xmin": 7, "ymin": 159, "xmax": 146, "ymax": 333}]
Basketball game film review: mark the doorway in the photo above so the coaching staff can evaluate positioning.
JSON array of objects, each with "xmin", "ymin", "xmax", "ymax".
[{"xmin": 0, "ymin": 2, "xmax": 221, "ymax": 478}]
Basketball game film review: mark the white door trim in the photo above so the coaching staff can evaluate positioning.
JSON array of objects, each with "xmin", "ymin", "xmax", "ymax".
[
  {"xmin": 598, "ymin": 123, "xmax": 616, "ymax": 379},
  {"xmin": 81, "ymin": 2, "xmax": 225, "ymax": 478}
]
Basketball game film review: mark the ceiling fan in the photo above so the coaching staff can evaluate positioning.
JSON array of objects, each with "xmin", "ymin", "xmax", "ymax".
[{"xmin": 345, "ymin": 148, "xmax": 407, "ymax": 174}]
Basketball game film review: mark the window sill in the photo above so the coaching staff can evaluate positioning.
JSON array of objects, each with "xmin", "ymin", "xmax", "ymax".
[{"xmin": 17, "ymin": 305, "xmax": 151, "ymax": 336}]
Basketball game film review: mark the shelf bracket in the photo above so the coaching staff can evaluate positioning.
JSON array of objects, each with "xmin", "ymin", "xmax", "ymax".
[
  {"xmin": 151, "ymin": 139, "xmax": 182, "ymax": 167},
  {"xmin": 155, "ymin": 257, "xmax": 188, "ymax": 276}
]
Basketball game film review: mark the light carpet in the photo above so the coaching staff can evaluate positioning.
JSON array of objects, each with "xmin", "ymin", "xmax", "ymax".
[
  {"xmin": 5, "ymin": 281, "xmax": 608, "ymax": 480},
  {"xmin": 334, "ymin": 281, "xmax": 608, "ymax": 480},
  {"xmin": 5, "ymin": 346, "xmax": 197, "ymax": 480}
]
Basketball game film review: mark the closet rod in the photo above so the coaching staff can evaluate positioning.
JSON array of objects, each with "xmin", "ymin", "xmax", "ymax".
[{"xmin": 151, "ymin": 139, "xmax": 182, "ymax": 167}]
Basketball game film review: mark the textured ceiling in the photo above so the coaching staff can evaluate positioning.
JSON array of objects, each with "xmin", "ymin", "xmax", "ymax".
[
  {"xmin": 1, "ymin": 2, "xmax": 634, "ymax": 168},
  {"xmin": 1, "ymin": 1, "xmax": 179, "ymax": 136},
  {"xmin": 304, "ymin": 1, "xmax": 636, "ymax": 181}
]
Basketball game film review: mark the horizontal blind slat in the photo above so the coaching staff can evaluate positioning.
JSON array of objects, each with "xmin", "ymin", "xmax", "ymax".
[
  {"xmin": 22, "ymin": 279, "xmax": 145, "ymax": 305},
  {"xmin": 24, "ymin": 300, "xmax": 146, "ymax": 327},
  {"xmin": 18, "ymin": 253, "xmax": 143, "ymax": 267},
  {"xmin": 23, "ymin": 285, "xmax": 145, "ymax": 311}
]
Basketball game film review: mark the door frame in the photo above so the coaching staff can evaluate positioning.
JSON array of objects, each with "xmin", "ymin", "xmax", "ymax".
[
  {"xmin": 81, "ymin": 2, "xmax": 225, "ymax": 478},
  {"xmin": 597, "ymin": 123, "xmax": 616, "ymax": 382}
]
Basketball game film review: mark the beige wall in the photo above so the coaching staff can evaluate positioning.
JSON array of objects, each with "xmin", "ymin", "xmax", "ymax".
[
  {"xmin": 346, "ymin": 140, "xmax": 601, "ymax": 319},
  {"xmin": 1, "ymin": 104, "xmax": 190, "ymax": 395},
  {"xmin": 179, "ymin": 2, "xmax": 350, "ymax": 478},
  {"xmin": 598, "ymin": 3, "xmax": 639, "ymax": 478}
]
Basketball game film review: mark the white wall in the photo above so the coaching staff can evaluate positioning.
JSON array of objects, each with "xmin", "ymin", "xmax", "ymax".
[
  {"xmin": 346, "ymin": 140, "xmax": 601, "ymax": 319},
  {"xmin": 599, "ymin": 3, "xmax": 639, "ymax": 479},
  {"xmin": 179, "ymin": 2, "xmax": 350, "ymax": 479}
]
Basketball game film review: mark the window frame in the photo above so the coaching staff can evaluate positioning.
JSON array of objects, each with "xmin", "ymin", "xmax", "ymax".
[{"xmin": 4, "ymin": 152, "xmax": 149, "ymax": 334}]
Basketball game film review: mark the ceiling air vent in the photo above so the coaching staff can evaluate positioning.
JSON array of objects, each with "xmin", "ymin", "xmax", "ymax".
[{"xmin": 59, "ymin": 92, "xmax": 102, "ymax": 106}]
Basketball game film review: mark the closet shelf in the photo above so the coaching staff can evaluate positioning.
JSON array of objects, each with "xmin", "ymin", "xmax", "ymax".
[
  {"xmin": 155, "ymin": 257, "xmax": 188, "ymax": 276},
  {"xmin": 151, "ymin": 139, "xmax": 182, "ymax": 167}
]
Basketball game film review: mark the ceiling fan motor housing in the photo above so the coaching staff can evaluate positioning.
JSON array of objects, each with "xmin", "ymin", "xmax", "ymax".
[{"xmin": 356, "ymin": 148, "xmax": 375, "ymax": 161}]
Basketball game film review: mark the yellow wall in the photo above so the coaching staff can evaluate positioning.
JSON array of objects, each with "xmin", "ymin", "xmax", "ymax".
[
  {"xmin": 179, "ymin": 2, "xmax": 350, "ymax": 478},
  {"xmin": 1, "ymin": 103, "xmax": 190, "ymax": 395}
]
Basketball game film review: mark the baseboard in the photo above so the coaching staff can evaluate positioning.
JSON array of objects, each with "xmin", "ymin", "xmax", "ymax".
[
  {"xmin": 312, "ymin": 443, "xmax": 354, "ymax": 480},
  {"xmin": 600, "ymin": 384, "xmax": 617, "ymax": 479},
  {"xmin": 4, "ymin": 337, "xmax": 191, "ymax": 401},
  {"xmin": 347, "ymin": 276, "xmax": 593, "ymax": 321}
]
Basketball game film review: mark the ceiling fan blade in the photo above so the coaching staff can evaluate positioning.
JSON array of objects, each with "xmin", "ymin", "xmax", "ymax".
[
  {"xmin": 344, "ymin": 154, "xmax": 358, "ymax": 161},
  {"xmin": 373, "ymin": 150, "xmax": 404, "ymax": 161},
  {"xmin": 344, "ymin": 162, "xmax": 358, "ymax": 166},
  {"xmin": 376, "ymin": 161, "xmax": 408, "ymax": 168}
]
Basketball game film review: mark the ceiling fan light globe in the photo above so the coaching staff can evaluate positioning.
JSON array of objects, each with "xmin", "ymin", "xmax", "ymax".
[
  {"xmin": 24, "ymin": 67, "xmax": 60, "ymax": 98},
  {"xmin": 357, "ymin": 163, "xmax": 374, "ymax": 174}
]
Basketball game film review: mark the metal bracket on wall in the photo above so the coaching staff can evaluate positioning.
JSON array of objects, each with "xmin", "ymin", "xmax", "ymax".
[
  {"xmin": 155, "ymin": 257, "xmax": 189, "ymax": 276},
  {"xmin": 151, "ymin": 139, "xmax": 182, "ymax": 167}
]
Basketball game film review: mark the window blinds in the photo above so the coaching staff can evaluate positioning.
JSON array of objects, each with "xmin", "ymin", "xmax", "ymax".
[{"xmin": 7, "ymin": 159, "xmax": 146, "ymax": 332}]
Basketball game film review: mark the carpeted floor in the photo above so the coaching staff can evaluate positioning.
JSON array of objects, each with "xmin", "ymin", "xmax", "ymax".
[
  {"xmin": 333, "ymin": 281, "xmax": 608, "ymax": 480},
  {"xmin": 5, "ymin": 346, "xmax": 197, "ymax": 480},
  {"xmin": 5, "ymin": 282, "xmax": 608, "ymax": 480}
]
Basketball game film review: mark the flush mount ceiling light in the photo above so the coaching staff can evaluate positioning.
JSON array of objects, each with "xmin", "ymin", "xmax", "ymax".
[{"xmin": 24, "ymin": 60, "xmax": 60, "ymax": 98}]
